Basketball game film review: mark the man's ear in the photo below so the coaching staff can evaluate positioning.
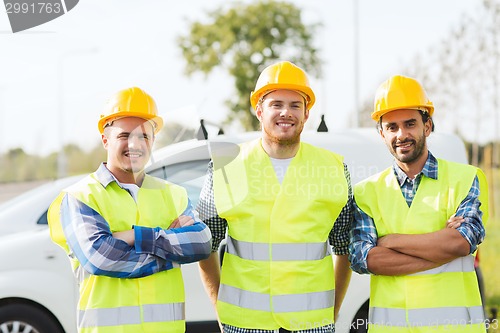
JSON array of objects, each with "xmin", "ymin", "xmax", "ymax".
[
  {"xmin": 255, "ymin": 105, "xmax": 263, "ymax": 122},
  {"xmin": 101, "ymin": 133, "xmax": 108, "ymax": 149},
  {"xmin": 424, "ymin": 118, "xmax": 433, "ymax": 137},
  {"xmin": 378, "ymin": 128, "xmax": 386, "ymax": 142},
  {"xmin": 377, "ymin": 119, "xmax": 385, "ymax": 140}
]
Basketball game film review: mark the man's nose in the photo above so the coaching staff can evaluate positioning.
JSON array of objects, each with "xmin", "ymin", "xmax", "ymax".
[
  {"xmin": 128, "ymin": 135, "xmax": 142, "ymax": 147},
  {"xmin": 396, "ymin": 127, "xmax": 408, "ymax": 140},
  {"xmin": 279, "ymin": 106, "xmax": 292, "ymax": 117}
]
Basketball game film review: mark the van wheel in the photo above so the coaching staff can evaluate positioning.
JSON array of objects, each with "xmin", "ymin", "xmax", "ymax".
[
  {"xmin": 0, "ymin": 303, "xmax": 64, "ymax": 333},
  {"xmin": 349, "ymin": 300, "xmax": 369, "ymax": 333}
]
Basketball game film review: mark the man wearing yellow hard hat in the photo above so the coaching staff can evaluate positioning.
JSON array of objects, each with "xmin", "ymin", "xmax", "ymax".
[
  {"xmin": 48, "ymin": 87, "xmax": 212, "ymax": 333},
  {"xmin": 349, "ymin": 75, "xmax": 489, "ymax": 333},
  {"xmin": 197, "ymin": 61, "xmax": 353, "ymax": 332}
]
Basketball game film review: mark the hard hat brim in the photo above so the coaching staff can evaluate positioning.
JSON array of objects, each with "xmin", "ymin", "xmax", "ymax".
[
  {"xmin": 250, "ymin": 84, "xmax": 316, "ymax": 111},
  {"xmin": 98, "ymin": 113, "xmax": 164, "ymax": 134},
  {"xmin": 372, "ymin": 105, "xmax": 434, "ymax": 122}
]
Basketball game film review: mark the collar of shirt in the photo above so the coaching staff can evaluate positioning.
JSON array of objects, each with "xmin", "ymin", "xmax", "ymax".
[
  {"xmin": 95, "ymin": 163, "xmax": 121, "ymax": 188},
  {"xmin": 392, "ymin": 151, "xmax": 438, "ymax": 187}
]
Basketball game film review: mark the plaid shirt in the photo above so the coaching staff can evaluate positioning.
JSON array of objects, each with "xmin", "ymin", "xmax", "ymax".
[
  {"xmin": 59, "ymin": 163, "xmax": 212, "ymax": 279},
  {"xmin": 221, "ymin": 324, "xmax": 335, "ymax": 333},
  {"xmin": 197, "ymin": 159, "xmax": 353, "ymax": 333},
  {"xmin": 349, "ymin": 152, "xmax": 485, "ymax": 274}
]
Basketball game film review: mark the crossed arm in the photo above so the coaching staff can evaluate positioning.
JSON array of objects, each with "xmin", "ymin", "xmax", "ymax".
[
  {"xmin": 61, "ymin": 194, "xmax": 212, "ymax": 278},
  {"xmin": 366, "ymin": 216, "xmax": 469, "ymax": 275},
  {"xmin": 349, "ymin": 176, "xmax": 484, "ymax": 276}
]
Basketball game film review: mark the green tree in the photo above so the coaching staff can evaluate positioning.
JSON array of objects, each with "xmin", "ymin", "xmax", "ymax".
[{"xmin": 178, "ymin": 0, "xmax": 322, "ymax": 130}]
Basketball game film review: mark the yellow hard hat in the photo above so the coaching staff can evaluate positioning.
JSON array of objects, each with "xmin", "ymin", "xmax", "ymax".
[
  {"xmin": 372, "ymin": 75, "xmax": 434, "ymax": 122},
  {"xmin": 98, "ymin": 87, "xmax": 164, "ymax": 134},
  {"xmin": 250, "ymin": 61, "xmax": 316, "ymax": 111}
]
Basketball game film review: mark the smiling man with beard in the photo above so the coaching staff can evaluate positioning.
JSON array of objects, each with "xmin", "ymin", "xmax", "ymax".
[
  {"xmin": 349, "ymin": 75, "xmax": 489, "ymax": 333},
  {"xmin": 197, "ymin": 61, "xmax": 353, "ymax": 333},
  {"xmin": 48, "ymin": 86, "xmax": 212, "ymax": 333}
]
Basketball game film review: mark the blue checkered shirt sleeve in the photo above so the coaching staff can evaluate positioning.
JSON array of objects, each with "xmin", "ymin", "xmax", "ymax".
[
  {"xmin": 60, "ymin": 194, "xmax": 211, "ymax": 278},
  {"xmin": 454, "ymin": 176, "xmax": 485, "ymax": 253},
  {"xmin": 348, "ymin": 200, "xmax": 377, "ymax": 275}
]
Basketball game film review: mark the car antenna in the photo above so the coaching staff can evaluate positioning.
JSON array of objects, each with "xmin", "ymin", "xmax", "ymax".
[
  {"xmin": 197, "ymin": 119, "xmax": 209, "ymax": 140},
  {"xmin": 317, "ymin": 114, "xmax": 328, "ymax": 132},
  {"xmin": 196, "ymin": 119, "xmax": 225, "ymax": 140}
]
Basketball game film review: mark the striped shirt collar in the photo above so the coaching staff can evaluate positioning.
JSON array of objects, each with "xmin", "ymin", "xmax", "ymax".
[
  {"xmin": 95, "ymin": 163, "xmax": 120, "ymax": 188},
  {"xmin": 392, "ymin": 151, "xmax": 438, "ymax": 185}
]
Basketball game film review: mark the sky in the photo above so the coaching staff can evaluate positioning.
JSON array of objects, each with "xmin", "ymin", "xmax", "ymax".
[{"xmin": 0, "ymin": 0, "xmax": 484, "ymax": 155}]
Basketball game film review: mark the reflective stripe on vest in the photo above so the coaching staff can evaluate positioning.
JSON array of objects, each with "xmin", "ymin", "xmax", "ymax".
[
  {"xmin": 369, "ymin": 306, "xmax": 485, "ymax": 327},
  {"xmin": 219, "ymin": 284, "xmax": 334, "ymax": 313},
  {"xmin": 226, "ymin": 236, "xmax": 332, "ymax": 261},
  {"xmin": 409, "ymin": 255, "xmax": 474, "ymax": 276},
  {"xmin": 214, "ymin": 140, "xmax": 347, "ymax": 329},
  {"xmin": 78, "ymin": 303, "xmax": 185, "ymax": 328}
]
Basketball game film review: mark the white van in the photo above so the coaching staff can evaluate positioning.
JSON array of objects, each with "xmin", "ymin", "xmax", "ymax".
[{"xmin": 0, "ymin": 128, "xmax": 471, "ymax": 333}]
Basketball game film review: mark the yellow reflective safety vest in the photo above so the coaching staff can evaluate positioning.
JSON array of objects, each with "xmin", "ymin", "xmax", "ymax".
[
  {"xmin": 48, "ymin": 173, "xmax": 188, "ymax": 333},
  {"xmin": 354, "ymin": 158, "xmax": 489, "ymax": 333},
  {"xmin": 213, "ymin": 139, "xmax": 348, "ymax": 330}
]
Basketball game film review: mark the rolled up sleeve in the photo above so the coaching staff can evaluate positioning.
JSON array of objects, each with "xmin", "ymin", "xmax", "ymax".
[
  {"xmin": 134, "ymin": 199, "xmax": 212, "ymax": 263},
  {"xmin": 349, "ymin": 200, "xmax": 378, "ymax": 274},
  {"xmin": 455, "ymin": 176, "xmax": 485, "ymax": 254}
]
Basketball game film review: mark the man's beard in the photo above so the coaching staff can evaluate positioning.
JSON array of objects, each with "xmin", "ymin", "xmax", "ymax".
[
  {"xmin": 263, "ymin": 121, "xmax": 304, "ymax": 146},
  {"xmin": 389, "ymin": 133, "xmax": 426, "ymax": 163}
]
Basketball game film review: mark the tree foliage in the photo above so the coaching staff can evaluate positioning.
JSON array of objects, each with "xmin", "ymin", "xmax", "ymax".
[
  {"xmin": 358, "ymin": 0, "xmax": 500, "ymax": 165},
  {"xmin": 177, "ymin": 0, "xmax": 322, "ymax": 130},
  {"xmin": 357, "ymin": 0, "xmax": 500, "ymax": 153}
]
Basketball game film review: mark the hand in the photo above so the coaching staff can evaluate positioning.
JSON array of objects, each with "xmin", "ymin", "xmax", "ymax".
[
  {"xmin": 169, "ymin": 215, "xmax": 195, "ymax": 229},
  {"xmin": 113, "ymin": 229, "xmax": 134, "ymax": 246},
  {"xmin": 446, "ymin": 214, "xmax": 465, "ymax": 229}
]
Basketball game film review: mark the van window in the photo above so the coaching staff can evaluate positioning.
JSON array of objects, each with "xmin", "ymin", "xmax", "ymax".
[
  {"xmin": 148, "ymin": 160, "xmax": 210, "ymax": 207},
  {"xmin": 37, "ymin": 210, "xmax": 48, "ymax": 225}
]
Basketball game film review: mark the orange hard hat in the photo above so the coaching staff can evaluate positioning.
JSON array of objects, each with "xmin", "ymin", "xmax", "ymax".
[
  {"xmin": 98, "ymin": 87, "xmax": 163, "ymax": 134},
  {"xmin": 372, "ymin": 75, "xmax": 434, "ymax": 122},
  {"xmin": 250, "ymin": 61, "xmax": 315, "ymax": 111}
]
